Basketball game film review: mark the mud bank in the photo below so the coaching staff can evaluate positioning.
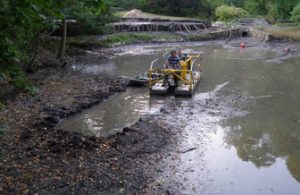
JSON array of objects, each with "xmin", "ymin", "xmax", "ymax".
[
  {"xmin": 0, "ymin": 75, "xmax": 127, "ymax": 133},
  {"xmin": 0, "ymin": 46, "xmax": 177, "ymax": 193},
  {"xmin": 0, "ymin": 114, "xmax": 172, "ymax": 194},
  {"xmin": 0, "ymin": 56, "xmax": 177, "ymax": 194},
  {"xmin": 1, "ymin": 33, "xmax": 300, "ymax": 194}
]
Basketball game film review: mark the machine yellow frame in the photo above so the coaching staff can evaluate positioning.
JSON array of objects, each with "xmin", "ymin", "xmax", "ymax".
[{"xmin": 149, "ymin": 53, "xmax": 202, "ymax": 90}]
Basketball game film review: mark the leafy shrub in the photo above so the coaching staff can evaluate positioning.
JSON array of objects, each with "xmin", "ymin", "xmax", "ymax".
[
  {"xmin": 3, "ymin": 64, "xmax": 38, "ymax": 94},
  {"xmin": 5, "ymin": 64, "xmax": 27, "ymax": 89},
  {"xmin": 291, "ymin": 3, "xmax": 300, "ymax": 22},
  {"xmin": 0, "ymin": 102, "xmax": 5, "ymax": 111},
  {"xmin": 216, "ymin": 5, "xmax": 249, "ymax": 22}
]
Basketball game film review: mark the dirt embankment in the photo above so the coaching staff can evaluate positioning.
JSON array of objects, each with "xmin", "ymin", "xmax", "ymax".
[{"xmin": 0, "ymin": 70, "xmax": 174, "ymax": 194}]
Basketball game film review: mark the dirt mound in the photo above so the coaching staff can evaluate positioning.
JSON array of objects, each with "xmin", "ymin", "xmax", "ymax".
[{"xmin": 123, "ymin": 9, "xmax": 146, "ymax": 18}]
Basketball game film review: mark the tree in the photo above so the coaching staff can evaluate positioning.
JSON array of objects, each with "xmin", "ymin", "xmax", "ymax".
[
  {"xmin": 291, "ymin": 3, "xmax": 300, "ymax": 22},
  {"xmin": 243, "ymin": 0, "xmax": 299, "ymax": 22},
  {"xmin": 0, "ymin": 0, "xmax": 108, "ymax": 90},
  {"xmin": 215, "ymin": 5, "xmax": 249, "ymax": 22},
  {"xmin": 56, "ymin": 0, "xmax": 107, "ymax": 59},
  {"xmin": 57, "ymin": 18, "xmax": 67, "ymax": 60},
  {"xmin": 0, "ymin": 0, "xmax": 61, "ymax": 90}
]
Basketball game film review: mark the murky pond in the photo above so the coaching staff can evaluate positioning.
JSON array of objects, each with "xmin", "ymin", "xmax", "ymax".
[{"xmin": 57, "ymin": 40, "xmax": 300, "ymax": 194}]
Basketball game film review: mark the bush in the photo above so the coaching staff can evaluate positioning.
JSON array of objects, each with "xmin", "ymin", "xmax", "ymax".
[
  {"xmin": 291, "ymin": 3, "xmax": 300, "ymax": 22},
  {"xmin": 216, "ymin": 5, "xmax": 249, "ymax": 22},
  {"xmin": 0, "ymin": 102, "xmax": 5, "ymax": 111},
  {"xmin": 3, "ymin": 64, "xmax": 37, "ymax": 94}
]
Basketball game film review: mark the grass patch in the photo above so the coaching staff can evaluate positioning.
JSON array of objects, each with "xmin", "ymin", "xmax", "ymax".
[
  {"xmin": 68, "ymin": 32, "xmax": 182, "ymax": 48},
  {"xmin": 102, "ymin": 32, "xmax": 181, "ymax": 44},
  {"xmin": 262, "ymin": 27, "xmax": 300, "ymax": 41},
  {"xmin": 102, "ymin": 33, "xmax": 153, "ymax": 44}
]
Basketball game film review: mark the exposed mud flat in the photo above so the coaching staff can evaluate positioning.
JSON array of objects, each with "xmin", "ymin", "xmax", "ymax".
[
  {"xmin": 1, "ymin": 38, "xmax": 300, "ymax": 194},
  {"xmin": 143, "ymin": 82, "xmax": 250, "ymax": 193},
  {"xmin": 0, "ymin": 114, "xmax": 174, "ymax": 194},
  {"xmin": 0, "ymin": 75, "xmax": 131, "ymax": 194},
  {"xmin": 59, "ymin": 40, "xmax": 300, "ymax": 194}
]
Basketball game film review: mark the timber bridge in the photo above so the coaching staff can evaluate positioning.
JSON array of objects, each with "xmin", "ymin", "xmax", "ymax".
[{"xmin": 111, "ymin": 17, "xmax": 211, "ymax": 33}]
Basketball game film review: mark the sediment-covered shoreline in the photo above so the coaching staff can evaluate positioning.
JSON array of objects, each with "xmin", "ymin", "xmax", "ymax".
[
  {"xmin": 0, "ymin": 72, "xmax": 174, "ymax": 194},
  {"xmin": 1, "ymin": 33, "xmax": 300, "ymax": 194}
]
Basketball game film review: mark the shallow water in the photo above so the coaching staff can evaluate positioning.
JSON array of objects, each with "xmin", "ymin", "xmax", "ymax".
[
  {"xmin": 57, "ymin": 87, "xmax": 164, "ymax": 137},
  {"xmin": 57, "ymin": 40, "xmax": 300, "ymax": 194}
]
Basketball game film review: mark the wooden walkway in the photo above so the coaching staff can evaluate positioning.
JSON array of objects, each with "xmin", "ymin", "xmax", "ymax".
[{"xmin": 111, "ymin": 18, "xmax": 210, "ymax": 33}]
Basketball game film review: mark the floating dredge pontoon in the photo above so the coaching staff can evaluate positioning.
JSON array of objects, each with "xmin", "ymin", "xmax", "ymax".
[{"xmin": 149, "ymin": 52, "xmax": 202, "ymax": 97}]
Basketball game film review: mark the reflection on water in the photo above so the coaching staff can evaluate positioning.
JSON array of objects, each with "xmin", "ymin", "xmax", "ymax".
[
  {"xmin": 70, "ymin": 54, "xmax": 161, "ymax": 78},
  {"xmin": 222, "ymin": 71, "xmax": 300, "ymax": 183},
  {"xmin": 185, "ymin": 47, "xmax": 300, "ymax": 194},
  {"xmin": 205, "ymin": 128, "xmax": 300, "ymax": 195},
  {"xmin": 59, "ymin": 42, "xmax": 300, "ymax": 193}
]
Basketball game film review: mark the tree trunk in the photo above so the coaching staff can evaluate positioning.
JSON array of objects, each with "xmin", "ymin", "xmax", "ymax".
[{"xmin": 57, "ymin": 18, "xmax": 67, "ymax": 60}]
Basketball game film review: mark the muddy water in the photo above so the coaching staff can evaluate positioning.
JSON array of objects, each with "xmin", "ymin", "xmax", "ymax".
[
  {"xmin": 58, "ymin": 41, "xmax": 300, "ymax": 194},
  {"xmin": 57, "ymin": 87, "xmax": 164, "ymax": 137}
]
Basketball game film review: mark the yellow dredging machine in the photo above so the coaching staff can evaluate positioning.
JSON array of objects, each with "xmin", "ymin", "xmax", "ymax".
[{"xmin": 148, "ymin": 50, "xmax": 202, "ymax": 97}]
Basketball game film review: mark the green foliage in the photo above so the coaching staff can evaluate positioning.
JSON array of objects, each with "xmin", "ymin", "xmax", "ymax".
[
  {"xmin": 108, "ymin": 0, "xmax": 211, "ymax": 17},
  {"xmin": 287, "ymin": 152, "xmax": 300, "ymax": 182},
  {"xmin": 4, "ymin": 64, "xmax": 30, "ymax": 91},
  {"xmin": 108, "ymin": 0, "xmax": 300, "ymax": 23},
  {"xmin": 244, "ymin": 0, "xmax": 299, "ymax": 23},
  {"xmin": 106, "ymin": 0, "xmax": 142, "ymax": 10},
  {"xmin": 291, "ymin": 3, "xmax": 300, "ymax": 22},
  {"xmin": 103, "ymin": 33, "xmax": 152, "ymax": 44},
  {"xmin": 63, "ymin": 0, "xmax": 110, "ymax": 35},
  {"xmin": 0, "ymin": 0, "xmax": 61, "ymax": 64},
  {"xmin": 207, "ymin": 0, "xmax": 244, "ymax": 8},
  {"xmin": 216, "ymin": 5, "xmax": 248, "ymax": 22},
  {"xmin": 243, "ymin": 0, "xmax": 267, "ymax": 17},
  {"xmin": 68, "ymin": 32, "xmax": 181, "ymax": 48},
  {"xmin": 0, "ymin": 102, "xmax": 5, "ymax": 111},
  {"xmin": 0, "ymin": 0, "xmax": 109, "ymax": 92},
  {"xmin": 99, "ymin": 32, "xmax": 173, "ymax": 46},
  {"xmin": 25, "ymin": 85, "xmax": 39, "ymax": 96},
  {"xmin": 0, "ymin": 0, "xmax": 62, "ymax": 91}
]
